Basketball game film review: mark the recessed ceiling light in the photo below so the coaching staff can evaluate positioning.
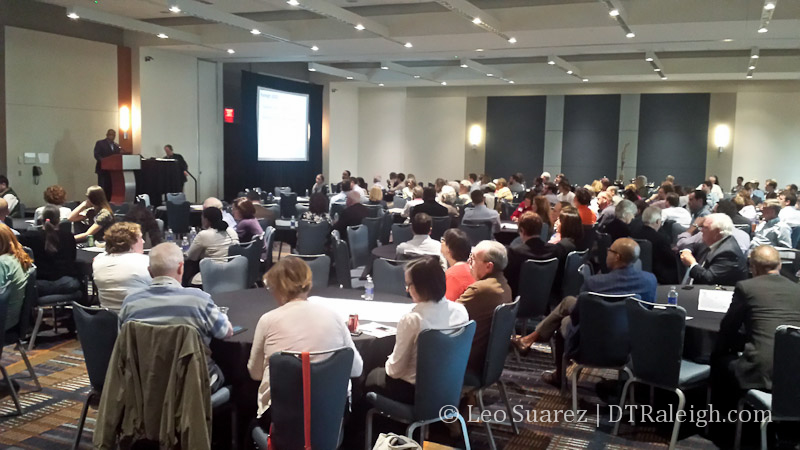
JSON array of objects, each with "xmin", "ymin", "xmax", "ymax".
[
  {"xmin": 379, "ymin": 83, "xmax": 384, "ymax": 86},
  {"xmin": 157, "ymin": 33, "xmax": 169, "ymax": 39},
  {"xmin": 626, "ymin": 32, "xmax": 636, "ymax": 38},
  {"xmin": 722, "ymin": 38, "xmax": 734, "ymax": 42},
  {"xmin": 757, "ymin": 27, "xmax": 768, "ymax": 33},
  {"xmin": 441, "ymin": 81, "xmax": 447, "ymax": 85},
  {"xmin": 404, "ymin": 42, "xmax": 413, "ymax": 48},
  {"xmin": 168, "ymin": 6, "xmax": 181, "ymax": 13},
  {"xmin": 547, "ymin": 60, "xmax": 555, "ymax": 65},
  {"xmin": 67, "ymin": 12, "xmax": 79, "ymax": 19},
  {"xmin": 654, "ymin": 68, "xmax": 661, "ymax": 72},
  {"xmin": 346, "ymin": 76, "xmax": 353, "ymax": 80},
  {"xmin": 486, "ymin": 73, "xmax": 493, "ymax": 77},
  {"xmin": 354, "ymin": 23, "xmax": 365, "ymax": 31},
  {"xmin": 251, "ymin": 29, "xmax": 261, "ymax": 35},
  {"xmin": 645, "ymin": 56, "xmax": 654, "ymax": 62},
  {"xmin": 475, "ymin": 48, "xmax": 484, "ymax": 52},
  {"xmin": 566, "ymin": 70, "xmax": 573, "ymax": 74},
  {"xmin": 380, "ymin": 66, "xmax": 389, "ymax": 70},
  {"xmin": 746, "ymin": 74, "xmax": 753, "ymax": 79},
  {"xmin": 764, "ymin": 2, "xmax": 776, "ymax": 10},
  {"xmin": 311, "ymin": 45, "xmax": 319, "ymax": 51},
  {"xmin": 508, "ymin": 37, "xmax": 517, "ymax": 44},
  {"xmin": 460, "ymin": 64, "xmax": 468, "ymax": 68},
  {"xmin": 472, "ymin": 17, "xmax": 482, "ymax": 25},
  {"xmin": 749, "ymin": 65, "xmax": 756, "ymax": 70},
  {"xmin": 609, "ymin": 9, "xmax": 620, "ymax": 17},
  {"xmin": 582, "ymin": 78, "xmax": 589, "ymax": 82},
  {"xmin": 413, "ymin": 75, "xmax": 420, "ymax": 79},
  {"xmin": 308, "ymin": 68, "xmax": 316, "ymax": 72},
  {"xmin": 227, "ymin": 49, "xmax": 235, "ymax": 54},
  {"xmin": 661, "ymin": 77, "xmax": 668, "ymax": 80},
  {"xmin": 508, "ymin": 80, "xmax": 514, "ymax": 84},
  {"xmin": 287, "ymin": 0, "xmax": 300, "ymax": 5},
  {"xmin": 751, "ymin": 54, "xmax": 759, "ymax": 59}
]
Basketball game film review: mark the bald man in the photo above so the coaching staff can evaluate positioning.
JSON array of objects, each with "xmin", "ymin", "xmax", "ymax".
[{"xmin": 512, "ymin": 238, "xmax": 656, "ymax": 386}]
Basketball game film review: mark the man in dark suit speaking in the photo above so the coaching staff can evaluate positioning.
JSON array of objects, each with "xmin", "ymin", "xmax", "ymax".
[{"xmin": 94, "ymin": 129, "xmax": 121, "ymax": 197}]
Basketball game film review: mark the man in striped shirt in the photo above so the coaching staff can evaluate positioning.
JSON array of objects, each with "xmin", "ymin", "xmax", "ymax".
[{"xmin": 120, "ymin": 243, "xmax": 233, "ymax": 392}]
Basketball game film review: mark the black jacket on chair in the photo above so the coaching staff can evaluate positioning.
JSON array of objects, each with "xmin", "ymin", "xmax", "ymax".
[
  {"xmin": 410, "ymin": 200, "xmax": 448, "ymax": 220},
  {"xmin": 504, "ymin": 237, "xmax": 565, "ymax": 298},
  {"xmin": 688, "ymin": 235, "xmax": 748, "ymax": 286},
  {"xmin": 631, "ymin": 225, "xmax": 679, "ymax": 285}
]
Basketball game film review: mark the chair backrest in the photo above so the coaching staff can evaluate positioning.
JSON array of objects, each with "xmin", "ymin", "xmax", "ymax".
[
  {"xmin": 361, "ymin": 217, "xmax": 383, "ymax": 251},
  {"xmin": 430, "ymin": 216, "xmax": 452, "ymax": 241},
  {"xmin": 166, "ymin": 192, "xmax": 187, "ymax": 204},
  {"xmin": 575, "ymin": 292, "xmax": 633, "ymax": 367},
  {"xmin": 331, "ymin": 231, "xmax": 352, "ymax": 289},
  {"xmin": 364, "ymin": 204, "xmax": 383, "ymax": 218},
  {"xmin": 626, "ymin": 298, "xmax": 685, "ymax": 389},
  {"xmin": 228, "ymin": 234, "xmax": 264, "ymax": 287},
  {"xmin": 479, "ymin": 300, "xmax": 519, "ymax": 387},
  {"xmin": 166, "ymin": 201, "xmax": 191, "ymax": 234},
  {"xmin": 791, "ymin": 226, "xmax": 800, "ymax": 249},
  {"xmin": 633, "ymin": 239, "xmax": 653, "ymax": 273},
  {"xmin": 734, "ymin": 222, "xmax": 753, "ymax": 238},
  {"xmin": 111, "ymin": 202, "xmax": 131, "ymax": 215},
  {"xmin": 268, "ymin": 348, "xmax": 354, "ymax": 450},
  {"xmin": 592, "ymin": 231, "xmax": 612, "ymax": 273},
  {"xmin": 296, "ymin": 220, "xmax": 330, "ymax": 255},
  {"xmin": 414, "ymin": 321, "xmax": 476, "ymax": 421},
  {"xmin": 280, "ymin": 193, "xmax": 298, "ymax": 218},
  {"xmin": 346, "ymin": 225, "xmax": 369, "ymax": 268},
  {"xmin": 500, "ymin": 202, "xmax": 517, "ymax": 221},
  {"xmin": 287, "ymin": 254, "xmax": 330, "ymax": 289},
  {"xmin": 329, "ymin": 203, "xmax": 345, "ymax": 222},
  {"xmin": 373, "ymin": 259, "xmax": 407, "ymax": 296},
  {"xmin": 772, "ymin": 325, "xmax": 800, "ymax": 420},
  {"xmin": 199, "ymin": 255, "xmax": 249, "ymax": 295},
  {"xmin": 459, "ymin": 222, "xmax": 493, "ymax": 246},
  {"xmin": 263, "ymin": 226, "xmax": 276, "ymax": 269},
  {"xmin": 517, "ymin": 258, "xmax": 559, "ymax": 319},
  {"xmin": 73, "ymin": 303, "xmax": 119, "ymax": 391},
  {"xmin": 540, "ymin": 222, "xmax": 550, "ymax": 242},
  {"xmin": 379, "ymin": 213, "xmax": 393, "ymax": 246},
  {"xmin": 392, "ymin": 196, "xmax": 407, "ymax": 209},
  {"xmin": 7, "ymin": 266, "xmax": 38, "ymax": 341},
  {"xmin": 0, "ymin": 288, "xmax": 9, "ymax": 357},
  {"xmin": 391, "ymin": 223, "xmax": 413, "ymax": 245},
  {"xmin": 274, "ymin": 186, "xmax": 292, "ymax": 197},
  {"xmin": 561, "ymin": 250, "xmax": 589, "ymax": 297}
]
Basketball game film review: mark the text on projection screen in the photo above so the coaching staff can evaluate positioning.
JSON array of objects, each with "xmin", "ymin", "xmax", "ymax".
[{"xmin": 257, "ymin": 87, "xmax": 309, "ymax": 161}]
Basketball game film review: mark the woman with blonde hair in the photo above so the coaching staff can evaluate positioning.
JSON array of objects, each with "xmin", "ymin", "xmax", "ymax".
[
  {"xmin": 247, "ymin": 257, "xmax": 363, "ymax": 427},
  {"xmin": 68, "ymin": 185, "xmax": 115, "ymax": 242},
  {"xmin": 368, "ymin": 185, "xmax": 387, "ymax": 210},
  {"xmin": 0, "ymin": 224, "xmax": 34, "ymax": 330}
]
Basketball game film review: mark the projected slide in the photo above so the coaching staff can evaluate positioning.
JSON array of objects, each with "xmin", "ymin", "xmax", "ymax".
[{"xmin": 257, "ymin": 87, "xmax": 309, "ymax": 161}]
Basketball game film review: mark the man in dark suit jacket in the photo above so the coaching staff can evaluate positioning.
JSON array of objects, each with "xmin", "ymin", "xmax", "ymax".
[
  {"xmin": 504, "ymin": 212, "xmax": 565, "ymax": 297},
  {"xmin": 410, "ymin": 187, "xmax": 448, "ymax": 219},
  {"xmin": 709, "ymin": 245, "xmax": 800, "ymax": 446},
  {"xmin": 333, "ymin": 191, "xmax": 369, "ymax": 242},
  {"xmin": 631, "ymin": 206, "xmax": 679, "ymax": 284},
  {"xmin": 680, "ymin": 213, "xmax": 748, "ymax": 286},
  {"xmin": 164, "ymin": 144, "xmax": 189, "ymax": 189},
  {"xmin": 94, "ymin": 129, "xmax": 121, "ymax": 195},
  {"xmin": 458, "ymin": 240, "xmax": 512, "ymax": 374}
]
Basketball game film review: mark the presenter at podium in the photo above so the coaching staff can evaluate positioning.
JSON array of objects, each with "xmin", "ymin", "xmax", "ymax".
[
  {"xmin": 163, "ymin": 144, "xmax": 188, "ymax": 192},
  {"xmin": 94, "ymin": 129, "xmax": 121, "ymax": 198}
]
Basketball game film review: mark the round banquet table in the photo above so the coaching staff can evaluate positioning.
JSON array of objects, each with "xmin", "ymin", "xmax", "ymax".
[
  {"xmin": 209, "ymin": 286, "xmax": 410, "ymax": 434},
  {"xmin": 655, "ymin": 284, "xmax": 731, "ymax": 363},
  {"xmin": 371, "ymin": 243, "xmax": 398, "ymax": 260}
]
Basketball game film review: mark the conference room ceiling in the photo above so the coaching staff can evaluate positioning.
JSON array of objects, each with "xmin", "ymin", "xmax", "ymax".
[{"xmin": 40, "ymin": 0, "xmax": 800, "ymax": 86}]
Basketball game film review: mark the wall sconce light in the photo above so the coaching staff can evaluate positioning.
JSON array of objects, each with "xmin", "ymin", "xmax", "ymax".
[
  {"xmin": 714, "ymin": 124, "xmax": 730, "ymax": 153},
  {"xmin": 119, "ymin": 106, "xmax": 131, "ymax": 140},
  {"xmin": 468, "ymin": 124, "xmax": 482, "ymax": 148}
]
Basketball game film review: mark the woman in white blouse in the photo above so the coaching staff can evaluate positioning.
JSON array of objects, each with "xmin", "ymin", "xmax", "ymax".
[
  {"xmin": 365, "ymin": 256, "xmax": 468, "ymax": 403},
  {"xmin": 247, "ymin": 257, "xmax": 363, "ymax": 427},
  {"xmin": 92, "ymin": 222, "xmax": 150, "ymax": 312}
]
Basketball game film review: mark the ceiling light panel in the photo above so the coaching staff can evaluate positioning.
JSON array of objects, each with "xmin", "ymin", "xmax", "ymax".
[
  {"xmin": 645, "ymin": 51, "xmax": 667, "ymax": 80},
  {"xmin": 546, "ymin": 55, "xmax": 586, "ymax": 82},
  {"xmin": 66, "ymin": 6, "xmax": 202, "ymax": 45},
  {"xmin": 599, "ymin": 0, "xmax": 636, "ymax": 39},
  {"xmin": 759, "ymin": 0, "xmax": 777, "ymax": 32},
  {"xmin": 308, "ymin": 63, "xmax": 367, "ymax": 81},
  {"xmin": 435, "ymin": 0, "xmax": 517, "ymax": 44}
]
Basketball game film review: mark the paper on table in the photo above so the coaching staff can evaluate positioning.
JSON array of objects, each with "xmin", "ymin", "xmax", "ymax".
[
  {"xmin": 501, "ymin": 222, "xmax": 518, "ymax": 231},
  {"xmin": 388, "ymin": 208, "xmax": 405, "ymax": 215},
  {"xmin": 275, "ymin": 219, "xmax": 293, "ymax": 227},
  {"xmin": 308, "ymin": 296, "xmax": 413, "ymax": 324},
  {"xmin": 697, "ymin": 289, "xmax": 734, "ymax": 313},
  {"xmin": 359, "ymin": 322, "xmax": 397, "ymax": 338}
]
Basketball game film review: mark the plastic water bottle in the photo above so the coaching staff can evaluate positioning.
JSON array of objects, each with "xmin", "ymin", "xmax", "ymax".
[
  {"xmin": 166, "ymin": 228, "xmax": 175, "ymax": 243},
  {"xmin": 180, "ymin": 236, "xmax": 190, "ymax": 253},
  {"xmin": 364, "ymin": 276, "xmax": 374, "ymax": 301},
  {"xmin": 188, "ymin": 227, "xmax": 197, "ymax": 244},
  {"xmin": 291, "ymin": 215, "xmax": 297, "ymax": 228},
  {"xmin": 667, "ymin": 286, "xmax": 679, "ymax": 306}
]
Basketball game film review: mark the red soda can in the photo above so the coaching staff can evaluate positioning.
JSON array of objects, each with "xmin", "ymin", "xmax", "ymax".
[{"xmin": 348, "ymin": 314, "xmax": 359, "ymax": 333}]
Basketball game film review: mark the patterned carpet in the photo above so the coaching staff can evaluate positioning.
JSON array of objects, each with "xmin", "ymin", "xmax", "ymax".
[{"xmin": 0, "ymin": 329, "xmax": 724, "ymax": 450}]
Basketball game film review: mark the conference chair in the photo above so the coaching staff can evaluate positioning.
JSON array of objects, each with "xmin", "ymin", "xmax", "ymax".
[
  {"xmin": 613, "ymin": 298, "xmax": 710, "ymax": 450},
  {"xmin": 563, "ymin": 292, "xmax": 633, "ymax": 412},
  {"xmin": 392, "ymin": 196, "xmax": 407, "ymax": 209},
  {"xmin": 199, "ymin": 256, "xmax": 249, "ymax": 296},
  {"xmin": 0, "ymin": 288, "xmax": 22, "ymax": 416},
  {"xmin": 5, "ymin": 266, "xmax": 42, "ymax": 394},
  {"xmin": 775, "ymin": 247, "xmax": 800, "ymax": 281},
  {"xmin": 561, "ymin": 249, "xmax": 590, "ymax": 298},
  {"xmin": 633, "ymin": 238, "xmax": 653, "ymax": 273},
  {"xmin": 274, "ymin": 186, "xmax": 292, "ymax": 197},
  {"xmin": 135, "ymin": 194, "xmax": 151, "ymax": 208},
  {"xmin": 28, "ymin": 273, "xmax": 84, "ymax": 351},
  {"xmin": 347, "ymin": 225, "xmax": 370, "ymax": 269},
  {"xmin": 330, "ymin": 203, "xmax": 345, "ymax": 222},
  {"xmin": 792, "ymin": 226, "xmax": 800, "ymax": 249},
  {"xmin": 280, "ymin": 192, "xmax": 299, "ymax": 219},
  {"xmin": 500, "ymin": 202, "xmax": 517, "ymax": 221},
  {"xmin": 71, "ymin": 303, "xmax": 119, "ymax": 450},
  {"xmin": 430, "ymin": 216, "xmax": 452, "ymax": 241},
  {"xmin": 262, "ymin": 226, "xmax": 276, "ymax": 271},
  {"xmin": 364, "ymin": 204, "xmax": 383, "ymax": 218},
  {"xmin": 372, "ymin": 258, "xmax": 407, "ymax": 296},
  {"xmin": 516, "ymin": 258, "xmax": 559, "ymax": 335},
  {"xmin": 540, "ymin": 222, "xmax": 550, "ymax": 241},
  {"xmin": 166, "ymin": 192, "xmax": 187, "ymax": 205},
  {"xmin": 110, "ymin": 202, "xmax": 131, "ymax": 215},
  {"xmin": 463, "ymin": 301, "xmax": 521, "ymax": 450},
  {"xmin": 252, "ymin": 348, "xmax": 354, "ymax": 450},
  {"xmin": 365, "ymin": 321, "xmax": 477, "ymax": 450},
  {"xmin": 734, "ymin": 325, "xmax": 800, "ymax": 450},
  {"xmin": 331, "ymin": 231, "xmax": 364, "ymax": 289},
  {"xmin": 391, "ymin": 223, "xmax": 413, "ymax": 245},
  {"xmin": 734, "ymin": 223, "xmax": 753, "ymax": 238},
  {"xmin": 671, "ymin": 222, "xmax": 688, "ymax": 246},
  {"xmin": 286, "ymin": 254, "xmax": 331, "ymax": 290},
  {"xmin": 295, "ymin": 220, "xmax": 330, "ymax": 255},
  {"xmin": 379, "ymin": 212, "xmax": 393, "ymax": 245},
  {"xmin": 12, "ymin": 202, "xmax": 25, "ymax": 219},
  {"xmin": 228, "ymin": 233, "xmax": 265, "ymax": 287},
  {"xmin": 166, "ymin": 200, "xmax": 191, "ymax": 235},
  {"xmin": 592, "ymin": 231, "xmax": 612, "ymax": 273},
  {"xmin": 460, "ymin": 222, "xmax": 493, "ymax": 246},
  {"xmin": 361, "ymin": 217, "xmax": 383, "ymax": 251}
]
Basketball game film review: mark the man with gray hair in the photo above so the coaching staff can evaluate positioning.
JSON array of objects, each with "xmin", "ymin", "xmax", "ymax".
[
  {"xmin": 202, "ymin": 196, "xmax": 236, "ymax": 228},
  {"xmin": 598, "ymin": 199, "xmax": 636, "ymax": 241},
  {"xmin": 631, "ymin": 206, "xmax": 679, "ymax": 284},
  {"xmin": 750, "ymin": 199, "xmax": 792, "ymax": 250},
  {"xmin": 680, "ymin": 213, "xmax": 748, "ymax": 285},
  {"xmin": 458, "ymin": 240, "xmax": 512, "ymax": 373},
  {"xmin": 119, "ymin": 242, "xmax": 233, "ymax": 391}
]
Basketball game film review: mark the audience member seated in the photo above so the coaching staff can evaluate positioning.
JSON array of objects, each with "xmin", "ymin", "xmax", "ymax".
[
  {"xmin": 511, "ymin": 191, "xmax": 535, "ymax": 222},
  {"xmin": 714, "ymin": 198, "xmax": 750, "ymax": 226},
  {"xmin": 330, "ymin": 180, "xmax": 351, "ymax": 207},
  {"xmin": 0, "ymin": 224, "xmax": 33, "ymax": 331},
  {"xmin": 505, "ymin": 212, "xmax": 565, "ymax": 297},
  {"xmin": 301, "ymin": 192, "xmax": 332, "ymax": 224},
  {"xmin": 750, "ymin": 199, "xmax": 792, "ymax": 250},
  {"xmin": 0, "ymin": 199, "xmax": 16, "ymax": 234},
  {"xmin": 778, "ymin": 190, "xmax": 800, "ymax": 228},
  {"xmin": 68, "ymin": 185, "xmax": 115, "ymax": 242},
  {"xmin": 120, "ymin": 242, "xmax": 232, "ymax": 392},
  {"xmin": 33, "ymin": 185, "xmax": 72, "ymax": 225},
  {"xmin": 549, "ymin": 206, "xmax": 586, "ymax": 252},
  {"xmin": 246, "ymin": 257, "xmax": 363, "ymax": 427},
  {"xmin": 512, "ymin": 238, "xmax": 656, "ymax": 385},
  {"xmin": 508, "ymin": 173, "xmax": 525, "ymax": 193},
  {"xmin": 92, "ymin": 222, "xmax": 150, "ymax": 312},
  {"xmin": 680, "ymin": 213, "xmax": 748, "ymax": 285},
  {"xmin": 20, "ymin": 205, "xmax": 81, "ymax": 297},
  {"xmin": 660, "ymin": 192, "xmax": 692, "ymax": 228},
  {"xmin": 124, "ymin": 203, "xmax": 162, "ymax": 247},
  {"xmin": 401, "ymin": 186, "xmax": 424, "ymax": 218},
  {"xmin": 598, "ymin": 199, "xmax": 636, "ymax": 242},
  {"xmin": 333, "ymin": 191, "xmax": 369, "ymax": 241},
  {"xmin": 311, "ymin": 173, "xmax": 328, "ymax": 195},
  {"xmin": 232, "ymin": 198, "xmax": 264, "ymax": 243},
  {"xmin": 365, "ymin": 256, "xmax": 468, "ymax": 404},
  {"xmin": 678, "ymin": 213, "xmax": 750, "ymax": 255},
  {"xmin": 245, "ymin": 191, "xmax": 276, "ymax": 225},
  {"xmin": 458, "ymin": 180, "xmax": 473, "ymax": 205},
  {"xmin": 458, "ymin": 241, "xmax": 512, "ymax": 373},
  {"xmin": 351, "ymin": 177, "xmax": 368, "ymax": 200},
  {"xmin": 203, "ymin": 197, "xmax": 237, "ymax": 228},
  {"xmin": 367, "ymin": 186, "xmax": 388, "ymax": 211},
  {"xmin": 186, "ymin": 207, "xmax": 239, "ymax": 286},
  {"xmin": 442, "ymin": 228, "xmax": 474, "ymax": 301},
  {"xmin": 396, "ymin": 213, "xmax": 442, "ymax": 260},
  {"xmin": 595, "ymin": 191, "xmax": 616, "ymax": 228},
  {"xmin": 494, "ymin": 178, "xmax": 513, "ymax": 204},
  {"xmin": 631, "ymin": 206, "xmax": 679, "ymax": 284},
  {"xmin": 410, "ymin": 187, "xmax": 448, "ymax": 219},
  {"xmin": 462, "ymin": 190, "xmax": 501, "ymax": 233},
  {"xmin": 438, "ymin": 186, "xmax": 460, "ymax": 218},
  {"xmin": 0, "ymin": 175, "xmax": 20, "ymax": 217},
  {"xmin": 687, "ymin": 190, "xmax": 711, "ymax": 222},
  {"xmin": 573, "ymin": 187, "xmax": 597, "ymax": 225}
]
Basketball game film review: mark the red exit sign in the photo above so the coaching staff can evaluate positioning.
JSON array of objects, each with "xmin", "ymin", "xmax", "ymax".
[{"xmin": 224, "ymin": 108, "xmax": 235, "ymax": 123}]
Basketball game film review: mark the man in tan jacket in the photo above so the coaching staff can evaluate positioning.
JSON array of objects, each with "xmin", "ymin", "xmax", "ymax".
[{"xmin": 458, "ymin": 240, "xmax": 513, "ymax": 373}]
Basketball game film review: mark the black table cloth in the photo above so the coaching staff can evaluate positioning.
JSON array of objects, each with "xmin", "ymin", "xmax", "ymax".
[
  {"xmin": 136, "ymin": 159, "xmax": 183, "ymax": 207},
  {"xmin": 371, "ymin": 243, "xmax": 399, "ymax": 260},
  {"xmin": 655, "ymin": 284, "xmax": 730, "ymax": 362}
]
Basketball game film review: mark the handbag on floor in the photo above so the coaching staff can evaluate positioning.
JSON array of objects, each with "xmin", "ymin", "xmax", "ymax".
[{"xmin": 372, "ymin": 433, "xmax": 421, "ymax": 450}]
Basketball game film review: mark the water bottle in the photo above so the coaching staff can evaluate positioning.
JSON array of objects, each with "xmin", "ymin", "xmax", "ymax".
[
  {"xmin": 305, "ymin": 188, "xmax": 309, "ymax": 197},
  {"xmin": 180, "ymin": 236, "xmax": 190, "ymax": 253},
  {"xmin": 188, "ymin": 227, "xmax": 197, "ymax": 244},
  {"xmin": 364, "ymin": 276, "xmax": 374, "ymax": 301},
  {"xmin": 291, "ymin": 215, "xmax": 297, "ymax": 228},
  {"xmin": 166, "ymin": 228, "xmax": 175, "ymax": 243},
  {"xmin": 667, "ymin": 286, "xmax": 679, "ymax": 306}
]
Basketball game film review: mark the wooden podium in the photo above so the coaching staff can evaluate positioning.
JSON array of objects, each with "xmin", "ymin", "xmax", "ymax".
[{"xmin": 101, "ymin": 154, "xmax": 141, "ymax": 204}]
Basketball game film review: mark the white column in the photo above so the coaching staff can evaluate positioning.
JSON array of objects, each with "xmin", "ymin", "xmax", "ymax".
[
  {"xmin": 542, "ymin": 95, "xmax": 564, "ymax": 177},
  {"xmin": 617, "ymin": 94, "xmax": 640, "ymax": 183}
]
